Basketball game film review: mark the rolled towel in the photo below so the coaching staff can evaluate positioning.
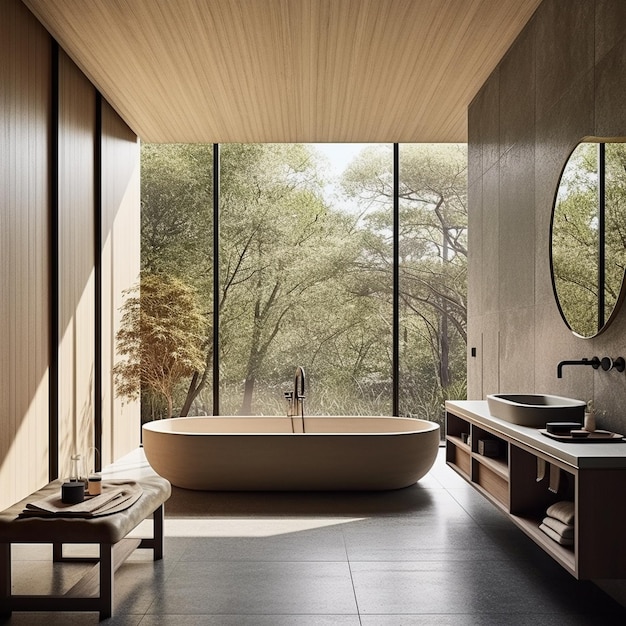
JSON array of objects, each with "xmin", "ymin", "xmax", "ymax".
[
  {"xmin": 540, "ymin": 522, "xmax": 573, "ymax": 546},
  {"xmin": 546, "ymin": 500, "xmax": 575, "ymax": 526},
  {"xmin": 542, "ymin": 516, "xmax": 574, "ymax": 540}
]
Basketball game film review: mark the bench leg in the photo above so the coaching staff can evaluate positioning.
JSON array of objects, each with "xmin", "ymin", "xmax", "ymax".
[
  {"xmin": 0, "ymin": 543, "xmax": 11, "ymax": 617},
  {"xmin": 138, "ymin": 504, "xmax": 164, "ymax": 560},
  {"xmin": 154, "ymin": 504, "xmax": 164, "ymax": 560},
  {"xmin": 99, "ymin": 543, "xmax": 114, "ymax": 620}
]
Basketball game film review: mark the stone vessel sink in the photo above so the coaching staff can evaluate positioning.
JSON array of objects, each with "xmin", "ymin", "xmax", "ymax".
[{"xmin": 486, "ymin": 394, "xmax": 586, "ymax": 427}]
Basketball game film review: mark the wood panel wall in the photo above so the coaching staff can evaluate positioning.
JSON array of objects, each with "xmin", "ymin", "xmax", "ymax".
[
  {"xmin": 0, "ymin": 0, "xmax": 51, "ymax": 510},
  {"xmin": 0, "ymin": 0, "xmax": 140, "ymax": 509},
  {"xmin": 100, "ymin": 100, "xmax": 141, "ymax": 467},
  {"xmin": 57, "ymin": 50, "xmax": 96, "ymax": 479}
]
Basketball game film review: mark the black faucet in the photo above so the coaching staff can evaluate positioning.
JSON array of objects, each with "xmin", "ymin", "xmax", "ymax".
[{"xmin": 557, "ymin": 356, "xmax": 625, "ymax": 378}]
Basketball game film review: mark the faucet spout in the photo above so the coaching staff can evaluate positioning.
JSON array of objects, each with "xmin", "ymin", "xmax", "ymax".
[
  {"xmin": 557, "ymin": 357, "xmax": 600, "ymax": 378},
  {"xmin": 294, "ymin": 366, "xmax": 305, "ymax": 419}
]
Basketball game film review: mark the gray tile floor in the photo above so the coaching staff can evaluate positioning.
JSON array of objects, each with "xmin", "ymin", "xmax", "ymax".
[{"xmin": 3, "ymin": 449, "xmax": 626, "ymax": 625}]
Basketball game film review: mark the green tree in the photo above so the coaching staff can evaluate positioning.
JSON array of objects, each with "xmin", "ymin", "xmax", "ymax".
[
  {"xmin": 216, "ymin": 144, "xmax": 360, "ymax": 414},
  {"xmin": 114, "ymin": 273, "xmax": 206, "ymax": 418},
  {"xmin": 342, "ymin": 144, "xmax": 468, "ymax": 421},
  {"xmin": 139, "ymin": 142, "xmax": 468, "ymax": 423}
]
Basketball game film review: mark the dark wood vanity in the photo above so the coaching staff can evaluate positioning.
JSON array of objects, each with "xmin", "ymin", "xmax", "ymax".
[{"xmin": 445, "ymin": 400, "xmax": 626, "ymax": 580}]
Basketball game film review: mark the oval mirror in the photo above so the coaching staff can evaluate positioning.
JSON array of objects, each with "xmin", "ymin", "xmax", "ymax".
[{"xmin": 551, "ymin": 141, "xmax": 626, "ymax": 338}]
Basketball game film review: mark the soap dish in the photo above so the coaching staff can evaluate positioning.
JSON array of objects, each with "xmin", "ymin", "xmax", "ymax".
[
  {"xmin": 569, "ymin": 429, "xmax": 589, "ymax": 438},
  {"xmin": 546, "ymin": 421, "xmax": 582, "ymax": 435},
  {"xmin": 540, "ymin": 429, "xmax": 625, "ymax": 443}
]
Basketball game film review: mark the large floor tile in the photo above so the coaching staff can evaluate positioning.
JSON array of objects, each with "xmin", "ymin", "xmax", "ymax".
[
  {"xmin": 351, "ymin": 559, "xmax": 626, "ymax": 617},
  {"xmin": 445, "ymin": 487, "xmax": 512, "ymax": 527},
  {"xmin": 139, "ymin": 615, "xmax": 361, "ymax": 625},
  {"xmin": 146, "ymin": 560, "xmax": 358, "ymax": 616},
  {"xmin": 360, "ymin": 615, "xmax": 626, "ymax": 625},
  {"xmin": 0, "ymin": 614, "xmax": 142, "ymax": 625},
  {"xmin": 174, "ymin": 524, "xmax": 348, "ymax": 562},
  {"xmin": 342, "ymin": 517, "xmax": 511, "ymax": 562}
]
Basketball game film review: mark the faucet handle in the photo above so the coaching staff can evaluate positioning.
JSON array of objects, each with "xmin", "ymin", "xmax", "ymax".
[
  {"xmin": 284, "ymin": 391, "xmax": 293, "ymax": 400},
  {"xmin": 601, "ymin": 357, "xmax": 614, "ymax": 371}
]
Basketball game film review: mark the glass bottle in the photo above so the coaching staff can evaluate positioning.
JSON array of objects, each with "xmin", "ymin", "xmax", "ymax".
[{"xmin": 70, "ymin": 453, "xmax": 84, "ymax": 483}]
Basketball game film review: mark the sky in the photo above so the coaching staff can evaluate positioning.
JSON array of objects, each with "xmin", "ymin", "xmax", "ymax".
[
  {"xmin": 312, "ymin": 143, "xmax": 373, "ymax": 176},
  {"xmin": 306, "ymin": 143, "xmax": 370, "ymax": 215}
]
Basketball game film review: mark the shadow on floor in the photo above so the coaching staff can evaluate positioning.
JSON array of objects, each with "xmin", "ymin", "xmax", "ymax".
[{"xmin": 164, "ymin": 482, "xmax": 436, "ymax": 517}]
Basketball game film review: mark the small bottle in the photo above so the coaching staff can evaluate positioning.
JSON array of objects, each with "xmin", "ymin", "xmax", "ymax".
[
  {"xmin": 584, "ymin": 401, "xmax": 596, "ymax": 433},
  {"xmin": 70, "ymin": 453, "xmax": 84, "ymax": 482},
  {"xmin": 88, "ymin": 474, "xmax": 102, "ymax": 495}
]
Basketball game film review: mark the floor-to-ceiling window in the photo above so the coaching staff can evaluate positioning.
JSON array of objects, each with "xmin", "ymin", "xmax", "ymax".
[
  {"xmin": 128, "ymin": 143, "xmax": 466, "ymax": 432},
  {"xmin": 219, "ymin": 143, "xmax": 393, "ymax": 416},
  {"xmin": 398, "ymin": 144, "xmax": 467, "ymax": 420},
  {"xmin": 135, "ymin": 144, "xmax": 214, "ymax": 422}
]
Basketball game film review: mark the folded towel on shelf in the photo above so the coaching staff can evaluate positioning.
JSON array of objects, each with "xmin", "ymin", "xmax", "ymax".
[
  {"xmin": 542, "ymin": 515, "xmax": 574, "ymax": 540},
  {"xmin": 540, "ymin": 522, "xmax": 574, "ymax": 546},
  {"xmin": 546, "ymin": 500, "xmax": 575, "ymax": 526}
]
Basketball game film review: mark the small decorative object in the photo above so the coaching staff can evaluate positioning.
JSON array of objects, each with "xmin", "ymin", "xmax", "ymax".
[
  {"xmin": 61, "ymin": 481, "xmax": 84, "ymax": 504},
  {"xmin": 546, "ymin": 422, "xmax": 581, "ymax": 435},
  {"xmin": 570, "ymin": 429, "xmax": 590, "ymax": 438},
  {"xmin": 87, "ymin": 475, "xmax": 102, "ymax": 496},
  {"xmin": 584, "ymin": 401, "xmax": 596, "ymax": 432},
  {"xmin": 69, "ymin": 453, "xmax": 84, "ymax": 483},
  {"xmin": 478, "ymin": 439, "xmax": 500, "ymax": 457}
]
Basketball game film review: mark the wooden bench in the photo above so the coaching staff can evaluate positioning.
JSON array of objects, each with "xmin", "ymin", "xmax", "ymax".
[{"xmin": 0, "ymin": 474, "xmax": 171, "ymax": 620}]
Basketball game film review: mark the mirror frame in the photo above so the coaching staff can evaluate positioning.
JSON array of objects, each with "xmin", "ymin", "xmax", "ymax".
[{"xmin": 550, "ymin": 139, "xmax": 626, "ymax": 338}]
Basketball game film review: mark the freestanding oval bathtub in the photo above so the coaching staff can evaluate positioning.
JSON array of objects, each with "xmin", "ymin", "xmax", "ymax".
[{"xmin": 142, "ymin": 415, "xmax": 440, "ymax": 491}]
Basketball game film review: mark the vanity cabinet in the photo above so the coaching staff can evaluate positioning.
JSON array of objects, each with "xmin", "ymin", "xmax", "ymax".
[{"xmin": 445, "ymin": 400, "xmax": 626, "ymax": 580}]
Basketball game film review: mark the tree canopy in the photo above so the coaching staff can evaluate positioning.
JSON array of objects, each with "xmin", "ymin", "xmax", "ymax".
[{"xmin": 126, "ymin": 142, "xmax": 468, "ymax": 426}]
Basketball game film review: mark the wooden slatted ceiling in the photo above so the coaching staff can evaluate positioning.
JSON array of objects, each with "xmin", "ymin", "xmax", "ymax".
[{"xmin": 23, "ymin": 0, "xmax": 541, "ymax": 143}]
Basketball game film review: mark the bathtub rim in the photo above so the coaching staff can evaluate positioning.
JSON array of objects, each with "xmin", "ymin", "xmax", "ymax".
[{"xmin": 142, "ymin": 415, "xmax": 441, "ymax": 437}]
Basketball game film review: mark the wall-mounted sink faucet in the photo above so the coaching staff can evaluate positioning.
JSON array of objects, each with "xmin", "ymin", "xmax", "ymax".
[{"xmin": 557, "ymin": 356, "xmax": 625, "ymax": 378}]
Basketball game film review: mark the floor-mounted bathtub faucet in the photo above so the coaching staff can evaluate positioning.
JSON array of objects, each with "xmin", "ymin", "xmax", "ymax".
[{"xmin": 284, "ymin": 366, "xmax": 306, "ymax": 432}]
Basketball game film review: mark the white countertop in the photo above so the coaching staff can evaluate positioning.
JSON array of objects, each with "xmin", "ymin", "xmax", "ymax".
[{"xmin": 445, "ymin": 400, "xmax": 626, "ymax": 470}]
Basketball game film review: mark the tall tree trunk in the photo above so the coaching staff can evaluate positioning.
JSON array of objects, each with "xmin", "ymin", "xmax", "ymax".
[
  {"xmin": 241, "ymin": 373, "xmax": 255, "ymax": 415},
  {"xmin": 180, "ymin": 371, "xmax": 200, "ymax": 416},
  {"xmin": 439, "ymin": 312, "xmax": 451, "ymax": 388},
  {"xmin": 180, "ymin": 339, "xmax": 214, "ymax": 416}
]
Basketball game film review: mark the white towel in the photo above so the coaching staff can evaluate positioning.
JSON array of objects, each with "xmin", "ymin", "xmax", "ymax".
[
  {"xmin": 540, "ymin": 522, "xmax": 574, "ymax": 546},
  {"xmin": 546, "ymin": 500, "xmax": 575, "ymax": 526},
  {"xmin": 542, "ymin": 515, "xmax": 574, "ymax": 540}
]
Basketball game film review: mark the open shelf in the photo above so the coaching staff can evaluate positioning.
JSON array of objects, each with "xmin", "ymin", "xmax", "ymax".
[
  {"xmin": 445, "ymin": 401, "xmax": 626, "ymax": 580},
  {"xmin": 472, "ymin": 450, "xmax": 508, "ymax": 479},
  {"xmin": 446, "ymin": 437, "xmax": 471, "ymax": 478},
  {"xmin": 510, "ymin": 513, "xmax": 576, "ymax": 574}
]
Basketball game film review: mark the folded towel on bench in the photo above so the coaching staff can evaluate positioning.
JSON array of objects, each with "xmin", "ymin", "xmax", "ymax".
[{"xmin": 19, "ymin": 481, "xmax": 143, "ymax": 518}]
